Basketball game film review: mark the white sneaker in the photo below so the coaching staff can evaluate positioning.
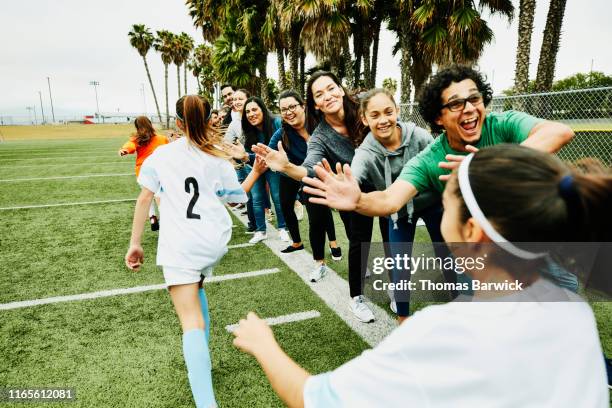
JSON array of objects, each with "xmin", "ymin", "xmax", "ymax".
[
  {"xmin": 278, "ymin": 229, "xmax": 291, "ymax": 242},
  {"xmin": 248, "ymin": 231, "xmax": 267, "ymax": 244},
  {"xmin": 309, "ymin": 264, "xmax": 327, "ymax": 282},
  {"xmin": 294, "ymin": 201, "xmax": 304, "ymax": 221},
  {"xmin": 389, "ymin": 300, "xmax": 397, "ymax": 314},
  {"xmin": 349, "ymin": 296, "xmax": 375, "ymax": 323}
]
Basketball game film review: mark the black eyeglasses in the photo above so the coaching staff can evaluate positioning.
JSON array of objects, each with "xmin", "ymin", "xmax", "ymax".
[
  {"xmin": 280, "ymin": 104, "xmax": 301, "ymax": 115},
  {"xmin": 441, "ymin": 92, "xmax": 484, "ymax": 112}
]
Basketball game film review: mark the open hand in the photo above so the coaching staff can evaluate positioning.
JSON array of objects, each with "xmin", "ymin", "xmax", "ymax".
[
  {"xmin": 221, "ymin": 141, "xmax": 248, "ymax": 161},
  {"xmin": 302, "ymin": 159, "xmax": 361, "ymax": 211},
  {"xmin": 118, "ymin": 149, "xmax": 128, "ymax": 156},
  {"xmin": 252, "ymin": 142, "xmax": 290, "ymax": 172},
  {"xmin": 438, "ymin": 144, "xmax": 479, "ymax": 181},
  {"xmin": 252, "ymin": 155, "xmax": 269, "ymax": 174}
]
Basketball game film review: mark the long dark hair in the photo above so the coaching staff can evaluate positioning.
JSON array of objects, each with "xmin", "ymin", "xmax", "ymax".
[
  {"xmin": 133, "ymin": 116, "xmax": 155, "ymax": 145},
  {"xmin": 278, "ymin": 89, "xmax": 306, "ymax": 151},
  {"xmin": 242, "ymin": 96, "xmax": 278, "ymax": 152},
  {"xmin": 306, "ymin": 70, "xmax": 365, "ymax": 147}
]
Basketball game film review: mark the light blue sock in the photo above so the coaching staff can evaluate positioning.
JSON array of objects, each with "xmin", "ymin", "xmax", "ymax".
[
  {"xmin": 182, "ymin": 329, "xmax": 217, "ymax": 408},
  {"xmin": 198, "ymin": 288, "xmax": 210, "ymax": 343}
]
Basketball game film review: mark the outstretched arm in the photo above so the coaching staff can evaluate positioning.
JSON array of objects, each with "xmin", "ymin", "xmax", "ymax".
[
  {"xmin": 302, "ymin": 159, "xmax": 418, "ymax": 216},
  {"xmin": 241, "ymin": 156, "xmax": 268, "ymax": 193},
  {"xmin": 233, "ymin": 312, "xmax": 309, "ymax": 408},
  {"xmin": 252, "ymin": 142, "xmax": 307, "ymax": 181},
  {"xmin": 125, "ymin": 187, "xmax": 154, "ymax": 270},
  {"xmin": 521, "ymin": 120, "xmax": 574, "ymax": 153}
]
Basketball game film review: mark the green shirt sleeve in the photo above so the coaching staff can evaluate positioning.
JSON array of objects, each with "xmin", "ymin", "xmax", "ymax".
[
  {"xmin": 398, "ymin": 139, "xmax": 441, "ymax": 193},
  {"xmin": 494, "ymin": 110, "xmax": 543, "ymax": 144}
]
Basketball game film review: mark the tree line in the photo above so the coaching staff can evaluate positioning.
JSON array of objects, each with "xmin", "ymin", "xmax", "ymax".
[{"xmin": 129, "ymin": 0, "xmax": 572, "ymax": 128}]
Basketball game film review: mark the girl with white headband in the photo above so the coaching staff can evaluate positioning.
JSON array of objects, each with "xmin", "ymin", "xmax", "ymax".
[{"xmin": 231, "ymin": 144, "xmax": 610, "ymax": 407}]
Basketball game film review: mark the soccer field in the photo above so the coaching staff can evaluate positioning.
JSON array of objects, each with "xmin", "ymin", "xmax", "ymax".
[{"xmin": 0, "ymin": 132, "xmax": 610, "ymax": 407}]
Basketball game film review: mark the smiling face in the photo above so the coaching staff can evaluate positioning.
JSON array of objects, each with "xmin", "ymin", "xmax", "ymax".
[
  {"xmin": 245, "ymin": 101, "xmax": 264, "ymax": 127},
  {"xmin": 435, "ymin": 79, "xmax": 486, "ymax": 149},
  {"xmin": 361, "ymin": 92, "xmax": 400, "ymax": 147},
  {"xmin": 279, "ymin": 96, "xmax": 306, "ymax": 129},
  {"xmin": 232, "ymin": 91, "xmax": 248, "ymax": 113},
  {"xmin": 311, "ymin": 75, "xmax": 345, "ymax": 115}
]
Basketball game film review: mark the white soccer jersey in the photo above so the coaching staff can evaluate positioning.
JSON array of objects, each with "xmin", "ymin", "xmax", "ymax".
[{"xmin": 138, "ymin": 137, "xmax": 247, "ymax": 269}]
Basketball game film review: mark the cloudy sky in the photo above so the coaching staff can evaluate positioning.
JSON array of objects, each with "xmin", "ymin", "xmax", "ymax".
[{"xmin": 1, "ymin": 0, "xmax": 610, "ymax": 122}]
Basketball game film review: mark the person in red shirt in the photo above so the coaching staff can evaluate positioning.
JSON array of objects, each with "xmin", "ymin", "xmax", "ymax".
[{"xmin": 118, "ymin": 116, "xmax": 168, "ymax": 230}]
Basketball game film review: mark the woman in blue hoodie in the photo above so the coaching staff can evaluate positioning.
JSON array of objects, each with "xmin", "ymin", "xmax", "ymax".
[{"xmin": 351, "ymin": 88, "xmax": 458, "ymax": 322}]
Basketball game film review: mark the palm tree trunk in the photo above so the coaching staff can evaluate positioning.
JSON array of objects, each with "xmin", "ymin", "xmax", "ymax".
[
  {"xmin": 353, "ymin": 25, "xmax": 362, "ymax": 88},
  {"xmin": 290, "ymin": 25, "xmax": 300, "ymax": 90},
  {"xmin": 177, "ymin": 64, "xmax": 181, "ymax": 98},
  {"xmin": 412, "ymin": 60, "xmax": 432, "ymax": 101},
  {"xmin": 196, "ymin": 76, "xmax": 202, "ymax": 94},
  {"xmin": 276, "ymin": 46, "xmax": 287, "ymax": 90},
  {"xmin": 399, "ymin": 36, "xmax": 412, "ymax": 104},
  {"xmin": 343, "ymin": 37, "xmax": 354, "ymax": 89},
  {"xmin": 184, "ymin": 64, "xmax": 188, "ymax": 95},
  {"xmin": 143, "ymin": 56, "xmax": 162, "ymax": 123},
  {"xmin": 164, "ymin": 64, "xmax": 169, "ymax": 129},
  {"xmin": 362, "ymin": 34, "xmax": 371, "ymax": 89},
  {"xmin": 370, "ymin": 19, "xmax": 381, "ymax": 88},
  {"xmin": 299, "ymin": 46, "xmax": 306, "ymax": 97},
  {"xmin": 514, "ymin": 0, "xmax": 536, "ymax": 94},
  {"xmin": 535, "ymin": 0, "xmax": 567, "ymax": 91},
  {"xmin": 260, "ymin": 59, "xmax": 270, "ymax": 106}
]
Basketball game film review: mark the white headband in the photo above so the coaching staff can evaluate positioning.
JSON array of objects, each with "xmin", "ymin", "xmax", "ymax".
[{"xmin": 457, "ymin": 153, "xmax": 547, "ymax": 260}]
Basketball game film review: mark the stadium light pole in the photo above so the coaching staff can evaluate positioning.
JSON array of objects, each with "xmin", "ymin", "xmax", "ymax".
[
  {"xmin": 26, "ymin": 106, "xmax": 38, "ymax": 125},
  {"xmin": 89, "ymin": 81, "xmax": 101, "ymax": 120},
  {"xmin": 47, "ymin": 77, "xmax": 56, "ymax": 123},
  {"xmin": 38, "ymin": 91, "xmax": 46, "ymax": 124}
]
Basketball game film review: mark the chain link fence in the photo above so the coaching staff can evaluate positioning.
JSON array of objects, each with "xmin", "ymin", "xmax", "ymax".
[{"xmin": 400, "ymin": 86, "xmax": 612, "ymax": 166}]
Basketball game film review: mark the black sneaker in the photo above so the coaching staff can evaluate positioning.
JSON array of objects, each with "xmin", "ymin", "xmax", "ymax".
[
  {"xmin": 330, "ymin": 246, "xmax": 342, "ymax": 261},
  {"xmin": 281, "ymin": 244, "xmax": 304, "ymax": 253},
  {"xmin": 150, "ymin": 215, "xmax": 159, "ymax": 231},
  {"xmin": 246, "ymin": 223, "xmax": 256, "ymax": 234}
]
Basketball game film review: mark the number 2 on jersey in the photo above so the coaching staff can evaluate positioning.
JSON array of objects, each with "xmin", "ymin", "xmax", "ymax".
[{"xmin": 185, "ymin": 177, "xmax": 201, "ymax": 219}]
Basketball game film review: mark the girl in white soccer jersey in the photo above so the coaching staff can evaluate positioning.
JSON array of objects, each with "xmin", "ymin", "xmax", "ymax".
[
  {"xmin": 232, "ymin": 144, "xmax": 610, "ymax": 407},
  {"xmin": 125, "ymin": 95, "xmax": 247, "ymax": 408}
]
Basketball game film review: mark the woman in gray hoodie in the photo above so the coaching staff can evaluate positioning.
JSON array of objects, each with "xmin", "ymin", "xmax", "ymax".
[{"xmin": 352, "ymin": 88, "xmax": 457, "ymax": 322}]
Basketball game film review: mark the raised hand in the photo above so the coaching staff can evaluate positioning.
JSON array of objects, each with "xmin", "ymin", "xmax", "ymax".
[
  {"xmin": 252, "ymin": 155, "xmax": 269, "ymax": 174},
  {"xmin": 220, "ymin": 141, "xmax": 248, "ymax": 161},
  {"xmin": 302, "ymin": 159, "xmax": 362, "ymax": 211},
  {"xmin": 118, "ymin": 149, "xmax": 128, "ymax": 156},
  {"xmin": 251, "ymin": 142, "xmax": 290, "ymax": 172},
  {"xmin": 438, "ymin": 144, "xmax": 479, "ymax": 181}
]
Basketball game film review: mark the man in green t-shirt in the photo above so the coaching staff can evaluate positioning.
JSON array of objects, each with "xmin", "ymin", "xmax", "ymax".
[{"xmin": 302, "ymin": 65, "xmax": 574, "ymax": 216}]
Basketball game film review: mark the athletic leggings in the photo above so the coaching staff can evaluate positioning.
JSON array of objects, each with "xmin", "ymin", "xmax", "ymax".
[
  {"xmin": 305, "ymin": 199, "xmax": 337, "ymax": 262},
  {"xmin": 279, "ymin": 175, "xmax": 302, "ymax": 244}
]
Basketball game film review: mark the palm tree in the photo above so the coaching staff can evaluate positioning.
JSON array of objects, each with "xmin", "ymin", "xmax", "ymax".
[
  {"xmin": 154, "ymin": 30, "xmax": 174, "ymax": 128},
  {"xmin": 185, "ymin": 0, "xmax": 223, "ymax": 43},
  {"xmin": 180, "ymin": 33, "xmax": 195, "ymax": 95},
  {"xmin": 514, "ymin": 0, "xmax": 536, "ymax": 94},
  {"xmin": 262, "ymin": 2, "xmax": 288, "ymax": 90},
  {"xmin": 191, "ymin": 44, "xmax": 216, "ymax": 101},
  {"xmin": 535, "ymin": 0, "xmax": 567, "ymax": 91},
  {"xmin": 275, "ymin": 0, "xmax": 305, "ymax": 91},
  {"xmin": 128, "ymin": 24, "xmax": 162, "ymax": 123},
  {"xmin": 170, "ymin": 32, "xmax": 183, "ymax": 99}
]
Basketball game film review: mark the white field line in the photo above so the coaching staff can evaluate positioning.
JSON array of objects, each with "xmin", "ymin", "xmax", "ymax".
[
  {"xmin": 232, "ymin": 211, "xmax": 397, "ymax": 347},
  {"xmin": 0, "ymin": 173, "xmax": 133, "ymax": 182},
  {"xmin": 0, "ymin": 198, "xmax": 136, "ymax": 210},
  {"xmin": 0, "ymin": 268, "xmax": 280, "ymax": 311},
  {"xmin": 2, "ymin": 154, "xmax": 118, "ymax": 162},
  {"xmin": 0, "ymin": 161, "xmax": 133, "ymax": 169},
  {"xmin": 225, "ymin": 310, "xmax": 320, "ymax": 333},
  {"xmin": 227, "ymin": 243, "xmax": 254, "ymax": 249}
]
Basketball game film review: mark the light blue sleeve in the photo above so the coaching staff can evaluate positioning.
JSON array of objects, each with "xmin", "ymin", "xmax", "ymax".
[
  {"xmin": 137, "ymin": 155, "xmax": 160, "ymax": 193},
  {"xmin": 303, "ymin": 373, "xmax": 341, "ymax": 408},
  {"xmin": 216, "ymin": 160, "xmax": 248, "ymax": 204}
]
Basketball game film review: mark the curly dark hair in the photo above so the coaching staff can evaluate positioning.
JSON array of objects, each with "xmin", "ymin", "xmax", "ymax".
[{"xmin": 417, "ymin": 65, "xmax": 493, "ymax": 134}]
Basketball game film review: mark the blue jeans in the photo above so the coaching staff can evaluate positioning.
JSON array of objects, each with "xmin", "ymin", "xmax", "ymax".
[
  {"xmin": 388, "ymin": 204, "xmax": 460, "ymax": 317},
  {"xmin": 236, "ymin": 166, "xmax": 256, "ymax": 228},
  {"xmin": 251, "ymin": 170, "xmax": 286, "ymax": 232}
]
